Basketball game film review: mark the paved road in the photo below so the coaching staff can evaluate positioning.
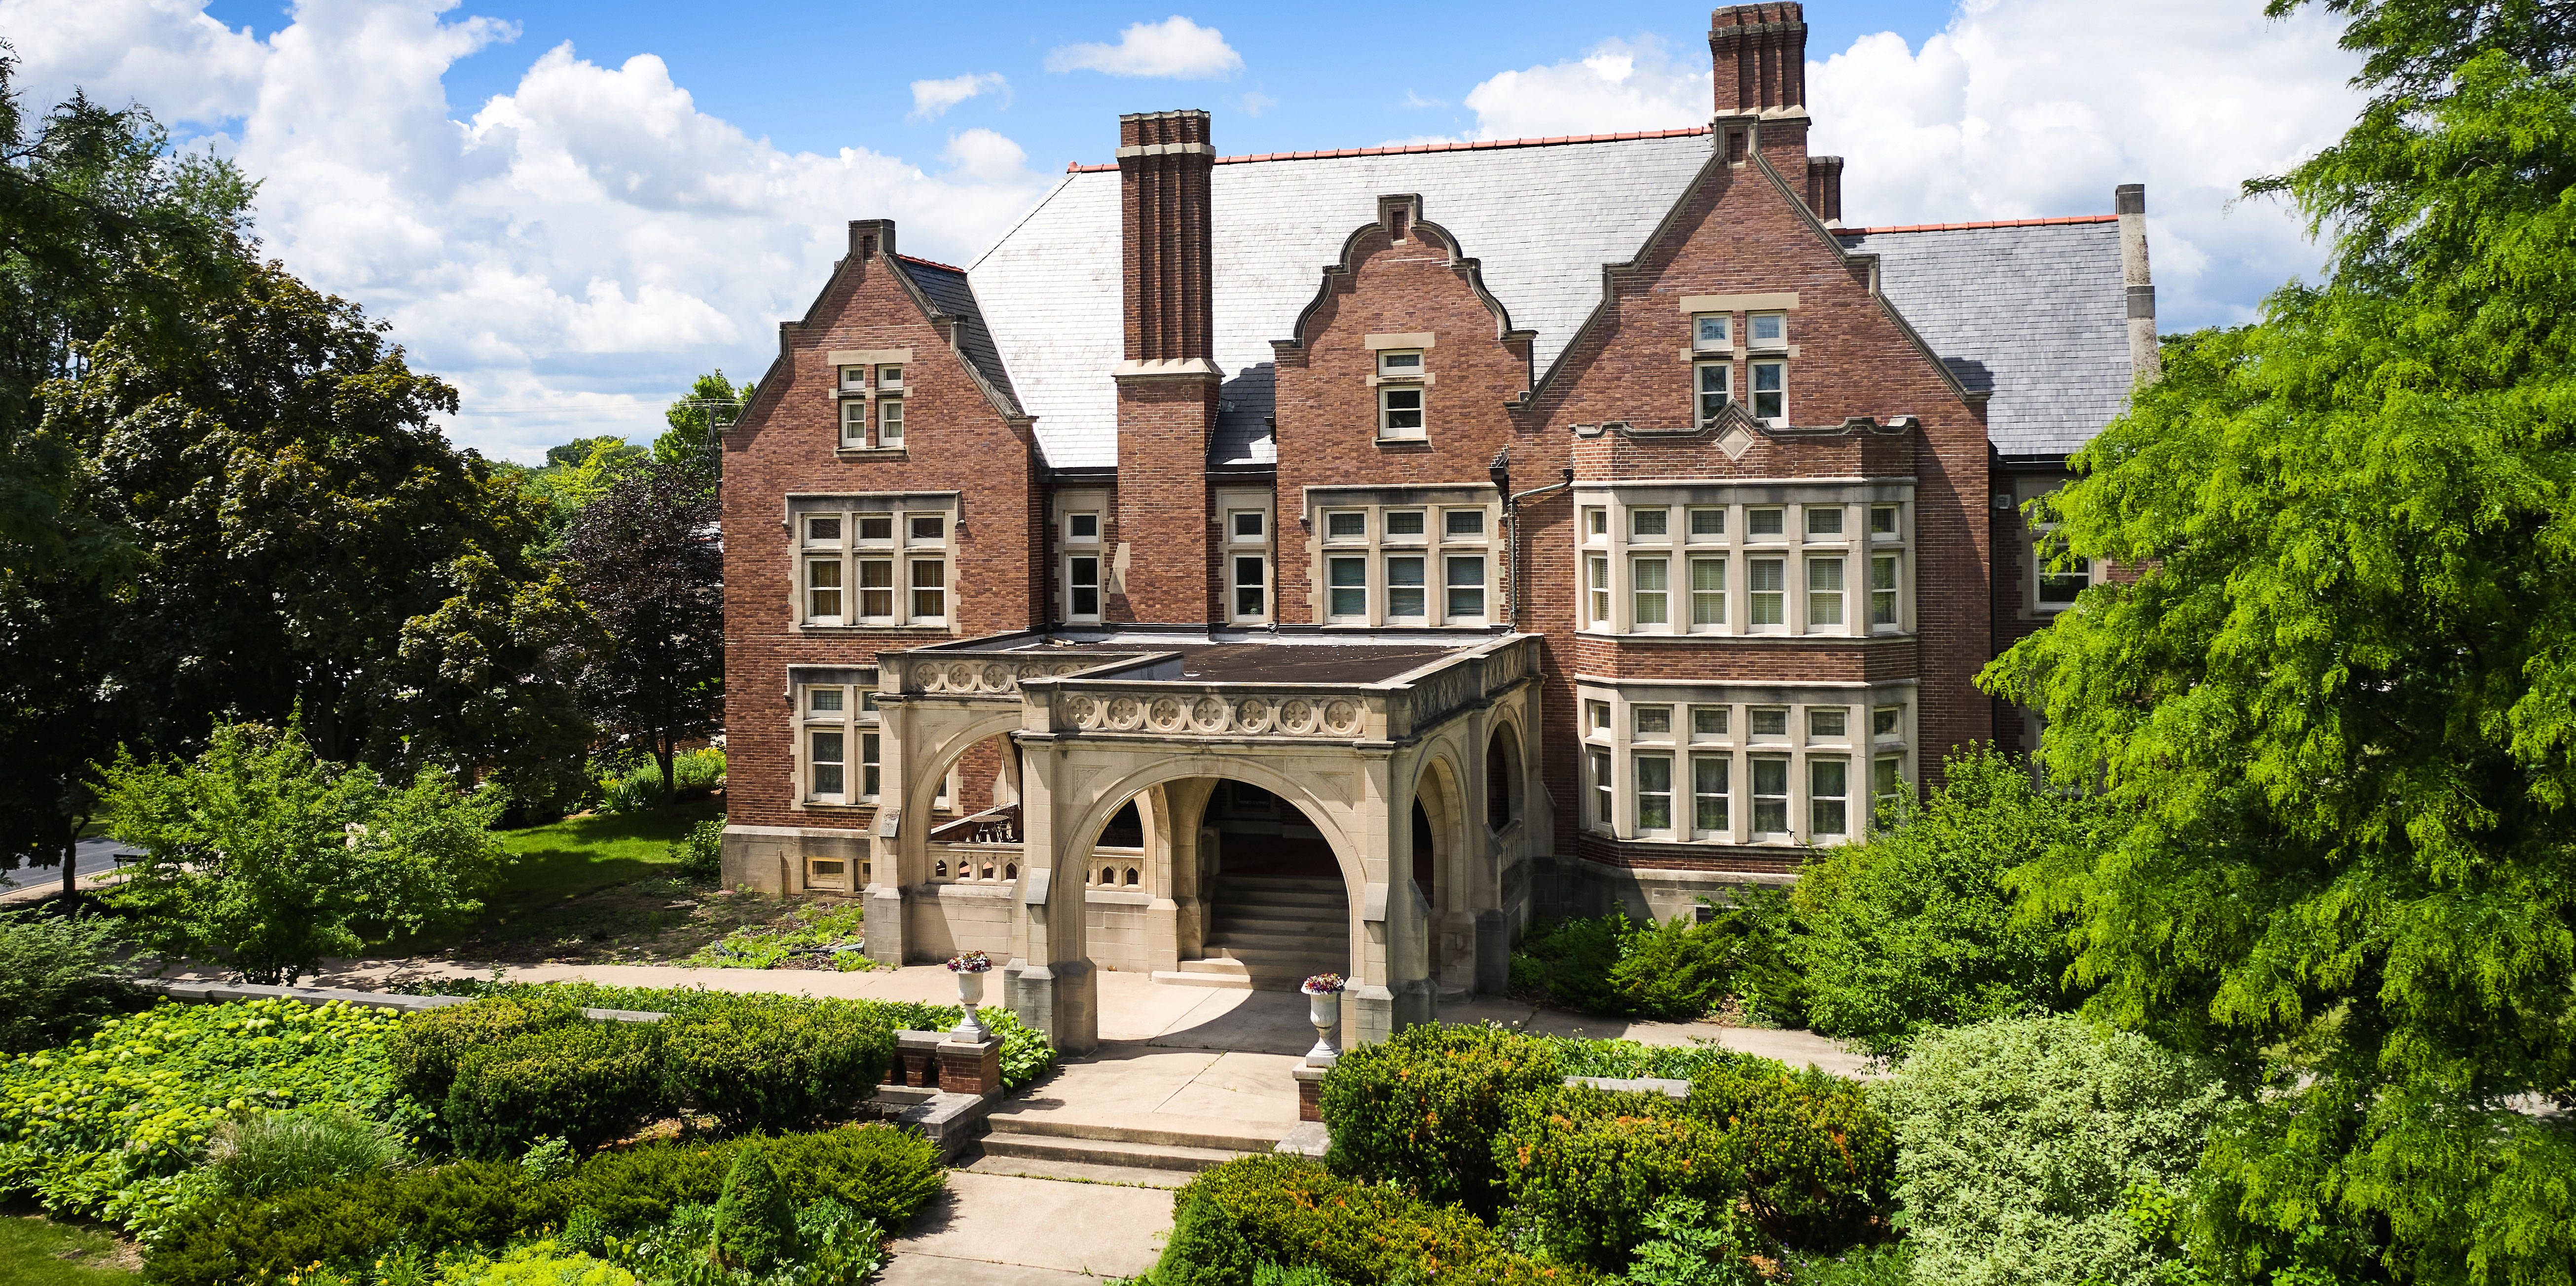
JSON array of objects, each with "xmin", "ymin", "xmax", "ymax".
[{"xmin": 0, "ymin": 837, "xmax": 130, "ymax": 892}]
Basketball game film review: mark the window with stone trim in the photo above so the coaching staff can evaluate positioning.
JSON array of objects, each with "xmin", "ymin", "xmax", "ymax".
[
  {"xmin": 1573, "ymin": 684, "xmax": 1913, "ymax": 847},
  {"xmin": 1225, "ymin": 495, "xmax": 1274, "ymax": 625},
  {"xmin": 1377, "ymin": 348, "xmax": 1426, "ymax": 440},
  {"xmin": 796, "ymin": 677, "xmax": 880, "ymax": 806},
  {"xmin": 793, "ymin": 495, "xmax": 955, "ymax": 629},
  {"xmin": 1307, "ymin": 490, "xmax": 1496, "ymax": 627},
  {"xmin": 1574, "ymin": 489, "xmax": 1910, "ymax": 639}
]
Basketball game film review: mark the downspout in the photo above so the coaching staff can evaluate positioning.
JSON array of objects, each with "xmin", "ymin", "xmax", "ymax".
[{"xmin": 1492, "ymin": 448, "xmax": 1576, "ymax": 630}]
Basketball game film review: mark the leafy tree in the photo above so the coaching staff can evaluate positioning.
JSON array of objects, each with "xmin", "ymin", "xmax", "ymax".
[
  {"xmin": 1984, "ymin": 1, "xmax": 2576, "ymax": 1278},
  {"xmin": 654, "ymin": 369, "xmax": 749, "ymax": 473},
  {"xmin": 372, "ymin": 551, "xmax": 602, "ymax": 816},
  {"xmin": 96, "ymin": 718, "xmax": 508, "ymax": 983},
  {"xmin": 0, "ymin": 904, "xmax": 133, "ymax": 1053},
  {"xmin": 565, "ymin": 454, "xmax": 723, "ymax": 807},
  {"xmin": 1793, "ymin": 748, "xmax": 2095, "ymax": 1058},
  {"xmin": 495, "ymin": 436, "xmax": 639, "ymax": 563}
]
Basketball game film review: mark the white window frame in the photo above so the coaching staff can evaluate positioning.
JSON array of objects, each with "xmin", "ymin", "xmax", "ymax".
[
  {"xmin": 1223, "ymin": 493, "xmax": 1274, "ymax": 625},
  {"xmin": 1691, "ymin": 753, "xmax": 1730, "ymax": 840},
  {"xmin": 1378, "ymin": 385, "xmax": 1426, "ymax": 440},
  {"xmin": 1065, "ymin": 551, "xmax": 1103, "ymax": 623},
  {"xmin": 1634, "ymin": 752, "xmax": 1676, "ymax": 837},
  {"xmin": 875, "ymin": 398, "xmax": 904, "ymax": 447},
  {"xmin": 1305, "ymin": 491, "xmax": 1495, "ymax": 627},
  {"xmin": 1443, "ymin": 554, "xmax": 1487, "ymax": 624},
  {"xmin": 1384, "ymin": 551, "xmax": 1428, "ymax": 623},
  {"xmin": 1748, "ymin": 311, "xmax": 1788, "ymax": 349},
  {"xmin": 1692, "ymin": 312, "xmax": 1732, "ymax": 352},
  {"xmin": 1749, "ymin": 359, "xmax": 1786, "ymax": 425},
  {"xmin": 1809, "ymin": 757, "xmax": 1850, "ymax": 838},
  {"xmin": 1575, "ymin": 685, "xmax": 1908, "ymax": 848}
]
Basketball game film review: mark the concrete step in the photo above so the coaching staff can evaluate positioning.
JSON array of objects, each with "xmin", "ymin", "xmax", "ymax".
[
  {"xmin": 956, "ymin": 1148, "xmax": 1200, "ymax": 1189},
  {"xmin": 1150, "ymin": 969, "xmax": 1254, "ymax": 990},
  {"xmin": 987, "ymin": 1114, "xmax": 1284, "ymax": 1154},
  {"xmin": 1214, "ymin": 886, "xmax": 1346, "ymax": 911},
  {"xmin": 974, "ymin": 1132, "xmax": 1252, "ymax": 1174},
  {"xmin": 1178, "ymin": 957, "xmax": 1249, "ymax": 976},
  {"xmin": 1207, "ymin": 927, "xmax": 1345, "ymax": 952}
]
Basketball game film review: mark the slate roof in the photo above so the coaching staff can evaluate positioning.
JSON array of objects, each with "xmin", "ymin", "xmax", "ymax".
[
  {"xmin": 968, "ymin": 131, "xmax": 1718, "ymax": 470},
  {"xmin": 1836, "ymin": 219, "xmax": 2134, "ymax": 463},
  {"xmin": 895, "ymin": 257, "xmax": 1024, "ymax": 418},
  {"xmin": 958, "ymin": 130, "xmax": 2134, "ymax": 470}
]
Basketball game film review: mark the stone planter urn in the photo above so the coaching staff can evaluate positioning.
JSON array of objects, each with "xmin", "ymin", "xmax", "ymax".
[
  {"xmin": 948, "ymin": 951, "xmax": 994, "ymax": 1042},
  {"xmin": 1301, "ymin": 973, "xmax": 1345, "ymax": 1065}
]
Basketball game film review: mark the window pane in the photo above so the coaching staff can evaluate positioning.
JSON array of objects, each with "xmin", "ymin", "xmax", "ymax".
[
  {"xmin": 1585, "ymin": 508, "xmax": 1607, "ymax": 536},
  {"xmin": 1444, "ymin": 509, "xmax": 1485, "ymax": 537},
  {"xmin": 2040, "ymin": 555, "xmax": 2091, "ymax": 604},
  {"xmin": 877, "ymin": 400, "xmax": 903, "ymax": 445},
  {"xmin": 1379, "ymin": 350, "xmax": 1422, "ymax": 373},
  {"xmin": 807, "ymin": 559, "xmax": 842, "ymax": 619},
  {"xmin": 1691, "ymin": 557, "xmax": 1726, "ymax": 625},
  {"xmin": 1692, "ymin": 705, "xmax": 1729, "ymax": 735},
  {"xmin": 909, "ymin": 514, "xmax": 943, "ymax": 542},
  {"xmin": 1871, "ymin": 504, "xmax": 1899, "ymax": 535},
  {"xmin": 859, "ymin": 559, "xmax": 894, "ymax": 618},
  {"xmin": 1811, "ymin": 758, "xmax": 1848, "ymax": 835},
  {"xmin": 1696, "ymin": 364, "xmax": 1730, "ymax": 423},
  {"xmin": 811, "ymin": 731, "xmax": 845, "ymax": 798},
  {"xmin": 1069, "ymin": 555, "xmax": 1100, "ymax": 617},
  {"xmin": 1809, "ymin": 557, "xmax": 1844, "ymax": 626},
  {"xmin": 1632, "ymin": 556, "xmax": 1668, "ymax": 625},
  {"xmin": 841, "ymin": 401, "xmax": 866, "ymax": 445},
  {"xmin": 1751, "ymin": 313, "xmax": 1785, "ymax": 343},
  {"xmin": 1588, "ymin": 700, "xmax": 1612, "ymax": 733},
  {"xmin": 878, "ymin": 364, "xmax": 902, "ymax": 388},
  {"xmin": 1329, "ymin": 556, "xmax": 1367, "ymax": 616},
  {"xmin": 1694, "ymin": 756, "xmax": 1729, "ymax": 832},
  {"xmin": 1752, "ymin": 758, "xmax": 1789, "ymax": 832},
  {"xmin": 1387, "ymin": 511, "xmax": 1425, "ymax": 536},
  {"xmin": 1694, "ymin": 314, "xmax": 1730, "ymax": 348},
  {"xmin": 1327, "ymin": 512, "xmax": 1366, "ymax": 539},
  {"xmin": 810, "ymin": 687, "xmax": 844, "ymax": 713},
  {"xmin": 1590, "ymin": 750, "xmax": 1613, "ymax": 829},
  {"xmin": 1069, "ymin": 514, "xmax": 1100, "ymax": 539},
  {"xmin": 1689, "ymin": 507, "xmax": 1725, "ymax": 536},
  {"xmin": 1634, "ymin": 705, "xmax": 1671, "ymax": 735},
  {"xmin": 1748, "ymin": 508, "xmax": 1783, "ymax": 536},
  {"xmin": 1631, "ymin": 508, "xmax": 1668, "ymax": 537},
  {"xmin": 1749, "ymin": 557, "xmax": 1785, "ymax": 625},
  {"xmin": 1752, "ymin": 362, "xmax": 1785, "ymax": 420},
  {"xmin": 862, "ymin": 733, "xmax": 881, "ymax": 799},
  {"xmin": 858, "ymin": 514, "xmax": 893, "ymax": 541},
  {"xmin": 1872, "ymin": 554, "xmax": 1900, "ymax": 625},
  {"xmin": 1635, "ymin": 754, "xmax": 1672, "ymax": 831},
  {"xmin": 1588, "ymin": 556, "xmax": 1611, "ymax": 625},
  {"xmin": 1386, "ymin": 555, "xmax": 1426, "ymax": 618},
  {"xmin": 840, "ymin": 365, "xmax": 867, "ymax": 389},
  {"xmin": 911, "ymin": 559, "xmax": 946, "ymax": 619},
  {"xmin": 1382, "ymin": 388, "xmax": 1425, "ymax": 433},
  {"xmin": 1874, "ymin": 705, "xmax": 1902, "ymax": 737},
  {"xmin": 1807, "ymin": 506, "xmax": 1843, "ymax": 536},
  {"xmin": 1810, "ymin": 707, "xmax": 1848, "ymax": 738},
  {"xmin": 1445, "ymin": 556, "xmax": 1485, "ymax": 618},
  {"xmin": 1750, "ymin": 707, "xmax": 1788, "ymax": 736},
  {"xmin": 1235, "ymin": 553, "xmax": 1267, "ymax": 617},
  {"xmin": 1874, "ymin": 755, "xmax": 1903, "ymax": 800},
  {"xmin": 1234, "ymin": 511, "xmax": 1265, "ymax": 538}
]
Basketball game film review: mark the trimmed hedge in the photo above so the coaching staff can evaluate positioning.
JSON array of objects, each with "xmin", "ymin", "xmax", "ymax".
[
  {"xmin": 1691, "ymin": 1062, "xmax": 1894, "ymax": 1248},
  {"xmin": 386, "ymin": 992, "xmax": 582, "ymax": 1125},
  {"xmin": 1155, "ymin": 1155, "xmax": 1601, "ymax": 1286},
  {"xmin": 147, "ymin": 1123, "xmax": 941, "ymax": 1286},
  {"xmin": 1495, "ymin": 1085, "xmax": 1743, "ymax": 1271},
  {"xmin": 658, "ymin": 994, "xmax": 894, "ymax": 1133},
  {"xmin": 1315, "ymin": 1023, "xmax": 1563, "ymax": 1216},
  {"xmin": 445, "ymin": 1021, "xmax": 665, "ymax": 1159}
]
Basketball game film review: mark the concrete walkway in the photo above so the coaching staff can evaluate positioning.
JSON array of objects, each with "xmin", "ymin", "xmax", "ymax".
[
  {"xmin": 266, "ymin": 957, "xmax": 1874, "ymax": 1076},
  {"xmin": 880, "ymin": 1170, "xmax": 1170, "ymax": 1282}
]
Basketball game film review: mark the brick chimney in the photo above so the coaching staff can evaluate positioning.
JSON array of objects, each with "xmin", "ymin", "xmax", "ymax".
[
  {"xmin": 1712, "ymin": 5, "xmax": 1829, "ymax": 217},
  {"xmin": 1111, "ymin": 110, "xmax": 1220, "ymax": 624}
]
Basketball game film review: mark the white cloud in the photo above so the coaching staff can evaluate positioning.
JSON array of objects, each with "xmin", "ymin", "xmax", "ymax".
[
  {"xmin": 1459, "ymin": 36, "xmax": 1708, "ymax": 141},
  {"xmin": 1045, "ymin": 16, "xmax": 1242, "ymax": 80},
  {"xmin": 1241, "ymin": 91, "xmax": 1277, "ymax": 116},
  {"xmin": 2, "ymin": 0, "xmax": 1050, "ymax": 463},
  {"xmin": 1807, "ymin": 0, "xmax": 2364, "ymax": 327},
  {"xmin": 1398, "ymin": 90, "xmax": 1447, "ymax": 110},
  {"xmin": 909, "ymin": 71, "xmax": 1006, "ymax": 121}
]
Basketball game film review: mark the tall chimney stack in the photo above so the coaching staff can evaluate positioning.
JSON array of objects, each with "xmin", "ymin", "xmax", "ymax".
[
  {"xmin": 1111, "ymin": 110, "xmax": 1221, "ymax": 624},
  {"xmin": 1710, "ymin": 3, "xmax": 1807, "ymax": 116},
  {"xmin": 2117, "ymin": 184, "xmax": 2160, "ymax": 384}
]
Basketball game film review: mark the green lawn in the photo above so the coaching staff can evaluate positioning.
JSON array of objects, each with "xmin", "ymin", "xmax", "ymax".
[
  {"xmin": 387, "ymin": 799, "xmax": 723, "ymax": 954},
  {"xmin": 0, "ymin": 1213, "xmax": 139, "ymax": 1285}
]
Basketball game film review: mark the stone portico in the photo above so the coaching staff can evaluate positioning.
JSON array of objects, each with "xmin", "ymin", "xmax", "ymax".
[{"xmin": 725, "ymin": 631, "xmax": 1548, "ymax": 1054}]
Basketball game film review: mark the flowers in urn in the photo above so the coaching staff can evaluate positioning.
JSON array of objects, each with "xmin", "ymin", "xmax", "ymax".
[
  {"xmin": 947, "ymin": 951, "xmax": 994, "ymax": 1042},
  {"xmin": 1301, "ymin": 974, "xmax": 1344, "ymax": 1065}
]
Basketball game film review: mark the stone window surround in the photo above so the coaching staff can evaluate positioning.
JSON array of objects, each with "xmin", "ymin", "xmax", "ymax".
[
  {"xmin": 786, "ymin": 492, "xmax": 959, "ymax": 633},
  {"xmin": 828, "ymin": 347, "xmax": 913, "ymax": 455},
  {"xmin": 1575, "ymin": 479, "xmax": 1913, "ymax": 640},
  {"xmin": 1217, "ymin": 487, "xmax": 1275, "ymax": 625},
  {"xmin": 1301, "ymin": 482, "xmax": 1499, "ymax": 628},
  {"xmin": 787, "ymin": 665, "xmax": 960, "ymax": 818},
  {"xmin": 1577, "ymin": 676, "xmax": 1916, "ymax": 848},
  {"xmin": 1053, "ymin": 489, "xmax": 1107, "ymax": 625},
  {"xmin": 1365, "ymin": 332, "xmax": 1435, "ymax": 443},
  {"xmin": 1677, "ymin": 294, "xmax": 1800, "ymax": 428}
]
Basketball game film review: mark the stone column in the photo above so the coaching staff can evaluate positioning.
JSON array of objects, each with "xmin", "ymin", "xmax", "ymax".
[{"xmin": 1008, "ymin": 734, "xmax": 1098, "ymax": 1054}]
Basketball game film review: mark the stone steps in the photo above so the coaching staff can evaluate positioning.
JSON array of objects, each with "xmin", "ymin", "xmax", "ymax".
[
  {"xmin": 1203, "ymin": 875, "xmax": 1346, "ymax": 990},
  {"xmin": 979, "ymin": 1114, "xmax": 1278, "ymax": 1173},
  {"xmin": 1149, "ymin": 958, "xmax": 1251, "ymax": 990}
]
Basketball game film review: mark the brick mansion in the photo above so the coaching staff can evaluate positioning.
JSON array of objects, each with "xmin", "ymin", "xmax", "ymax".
[{"xmin": 716, "ymin": 2, "xmax": 2155, "ymax": 1051}]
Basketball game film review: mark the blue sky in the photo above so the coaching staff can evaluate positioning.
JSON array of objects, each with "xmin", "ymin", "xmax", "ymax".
[{"xmin": 4, "ymin": 0, "xmax": 2365, "ymax": 460}]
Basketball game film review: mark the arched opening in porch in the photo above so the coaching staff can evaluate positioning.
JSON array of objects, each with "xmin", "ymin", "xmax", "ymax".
[{"xmin": 1077, "ymin": 772, "xmax": 1354, "ymax": 992}]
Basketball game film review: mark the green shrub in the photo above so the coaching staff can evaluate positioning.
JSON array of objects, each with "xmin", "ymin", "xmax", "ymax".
[
  {"xmin": 452, "ymin": 1242, "xmax": 639, "ymax": 1286},
  {"xmin": 687, "ymin": 903, "xmax": 872, "ymax": 971},
  {"xmin": 1496, "ymin": 1084, "xmax": 1742, "ymax": 1271},
  {"xmin": 446, "ymin": 1021, "xmax": 666, "ymax": 1159},
  {"xmin": 1873, "ymin": 1014, "xmax": 2231, "ymax": 1286},
  {"xmin": 387, "ymin": 992, "xmax": 585, "ymax": 1119},
  {"xmin": 0, "ymin": 998, "xmax": 421, "ymax": 1235},
  {"xmin": 1163, "ymin": 1155, "xmax": 1601, "ymax": 1285},
  {"xmin": 596, "ymin": 748, "xmax": 726, "ymax": 815},
  {"xmin": 1793, "ymin": 748, "xmax": 2096, "ymax": 1057},
  {"xmin": 147, "ymin": 1124, "xmax": 940, "ymax": 1286},
  {"xmin": 1316, "ymin": 1023, "xmax": 1563, "ymax": 1216},
  {"xmin": 1547, "ymin": 1036, "xmax": 1756, "ymax": 1083},
  {"xmin": 1625, "ymin": 1196, "xmax": 1764, "ymax": 1286},
  {"xmin": 712, "ymin": 1147, "xmax": 795, "ymax": 1271},
  {"xmin": 0, "ymin": 905, "xmax": 137, "ymax": 1054},
  {"xmin": 1689, "ymin": 1062, "xmax": 1893, "ymax": 1249},
  {"xmin": 206, "ymin": 1106, "xmax": 405, "ymax": 1199},
  {"xmin": 1511, "ymin": 915, "xmax": 1627, "ymax": 1014},
  {"xmin": 658, "ymin": 994, "xmax": 893, "ymax": 1133},
  {"xmin": 669, "ymin": 819, "xmax": 725, "ymax": 882},
  {"xmin": 1154, "ymin": 1189, "xmax": 1258, "ymax": 1286},
  {"xmin": 1512, "ymin": 893, "xmax": 1806, "ymax": 1026}
]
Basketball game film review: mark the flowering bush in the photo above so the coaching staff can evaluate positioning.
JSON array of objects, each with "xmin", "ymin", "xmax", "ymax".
[{"xmin": 0, "ymin": 997, "xmax": 422, "ymax": 1235}]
